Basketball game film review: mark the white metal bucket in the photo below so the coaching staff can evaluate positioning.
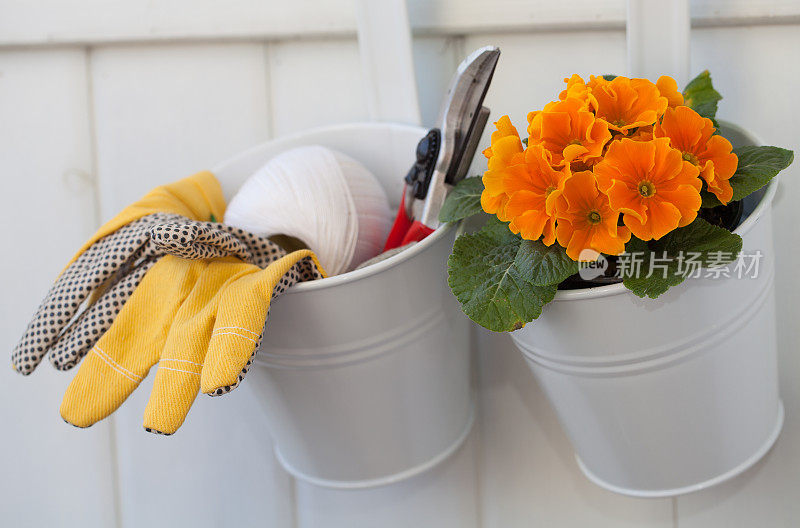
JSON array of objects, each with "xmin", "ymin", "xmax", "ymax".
[
  {"xmin": 511, "ymin": 122, "xmax": 783, "ymax": 498},
  {"xmin": 212, "ymin": 123, "xmax": 473, "ymax": 489}
]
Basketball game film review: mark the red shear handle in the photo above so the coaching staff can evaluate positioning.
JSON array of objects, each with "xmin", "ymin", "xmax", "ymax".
[{"xmin": 383, "ymin": 189, "xmax": 435, "ymax": 251}]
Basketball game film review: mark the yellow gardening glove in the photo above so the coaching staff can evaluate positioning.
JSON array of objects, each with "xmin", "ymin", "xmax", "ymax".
[
  {"xmin": 13, "ymin": 172, "xmax": 226, "ymax": 375},
  {"xmin": 60, "ymin": 220, "xmax": 324, "ymax": 435},
  {"xmin": 64, "ymin": 171, "xmax": 225, "ymax": 271}
]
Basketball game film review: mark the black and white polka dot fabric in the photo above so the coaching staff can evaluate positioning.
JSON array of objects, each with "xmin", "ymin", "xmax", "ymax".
[
  {"xmin": 149, "ymin": 222, "xmax": 253, "ymax": 262},
  {"xmin": 12, "ymin": 213, "xmax": 183, "ymax": 375}
]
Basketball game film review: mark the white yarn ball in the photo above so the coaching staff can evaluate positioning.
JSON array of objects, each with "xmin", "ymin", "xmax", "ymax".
[{"xmin": 224, "ymin": 145, "xmax": 392, "ymax": 276}]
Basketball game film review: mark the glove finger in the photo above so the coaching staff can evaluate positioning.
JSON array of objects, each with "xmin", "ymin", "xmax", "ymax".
[
  {"xmin": 142, "ymin": 358, "xmax": 203, "ymax": 435},
  {"xmin": 219, "ymin": 224, "xmax": 286, "ymax": 268},
  {"xmin": 201, "ymin": 250, "xmax": 324, "ymax": 396},
  {"xmin": 150, "ymin": 222, "xmax": 252, "ymax": 261},
  {"xmin": 12, "ymin": 213, "xmax": 178, "ymax": 375},
  {"xmin": 142, "ymin": 258, "xmax": 248, "ymax": 435},
  {"xmin": 49, "ymin": 258, "xmax": 155, "ymax": 371},
  {"xmin": 60, "ymin": 256, "xmax": 203, "ymax": 428}
]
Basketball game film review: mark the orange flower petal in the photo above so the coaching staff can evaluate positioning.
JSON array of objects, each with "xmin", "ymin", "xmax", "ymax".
[
  {"xmin": 655, "ymin": 106, "xmax": 738, "ymax": 205},
  {"xmin": 589, "ymin": 76, "xmax": 667, "ymax": 132},
  {"xmin": 656, "ymin": 76, "xmax": 684, "ymax": 108},
  {"xmin": 593, "ymin": 138, "xmax": 702, "ymax": 240},
  {"xmin": 528, "ymin": 97, "xmax": 611, "ymax": 166},
  {"xmin": 624, "ymin": 198, "xmax": 682, "ymax": 240},
  {"xmin": 703, "ymin": 136, "xmax": 737, "ymax": 178},
  {"xmin": 655, "ymin": 106, "xmax": 705, "ymax": 152},
  {"xmin": 556, "ymin": 171, "xmax": 629, "ymax": 260}
]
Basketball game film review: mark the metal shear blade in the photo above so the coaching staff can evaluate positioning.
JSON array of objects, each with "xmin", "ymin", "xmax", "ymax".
[{"xmin": 412, "ymin": 46, "xmax": 500, "ymax": 228}]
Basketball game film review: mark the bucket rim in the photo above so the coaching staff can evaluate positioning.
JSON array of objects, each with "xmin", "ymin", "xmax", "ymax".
[
  {"xmin": 550, "ymin": 120, "xmax": 775, "ymax": 302},
  {"xmin": 285, "ymin": 220, "xmax": 455, "ymax": 293}
]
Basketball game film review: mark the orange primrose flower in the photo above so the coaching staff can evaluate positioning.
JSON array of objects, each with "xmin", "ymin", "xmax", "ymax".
[
  {"xmin": 594, "ymin": 137, "xmax": 702, "ymax": 241},
  {"xmin": 527, "ymin": 97, "xmax": 612, "ymax": 167},
  {"xmin": 503, "ymin": 145, "xmax": 570, "ymax": 245},
  {"xmin": 482, "ymin": 116, "xmax": 525, "ymax": 221},
  {"xmin": 588, "ymin": 75, "xmax": 668, "ymax": 133},
  {"xmin": 558, "ymin": 74, "xmax": 595, "ymax": 109},
  {"xmin": 655, "ymin": 106, "xmax": 738, "ymax": 204},
  {"xmin": 555, "ymin": 170, "xmax": 631, "ymax": 261}
]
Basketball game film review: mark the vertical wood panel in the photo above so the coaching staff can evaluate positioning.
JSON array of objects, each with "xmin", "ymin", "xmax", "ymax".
[
  {"xmin": 678, "ymin": 24, "xmax": 800, "ymax": 527},
  {"xmin": 91, "ymin": 42, "xmax": 272, "ymax": 220},
  {"xmin": 0, "ymin": 48, "xmax": 117, "ymax": 528},
  {"xmin": 269, "ymin": 38, "xmax": 369, "ymax": 136},
  {"xmin": 89, "ymin": 42, "xmax": 294, "ymax": 528},
  {"xmin": 412, "ymin": 36, "xmax": 461, "ymax": 128}
]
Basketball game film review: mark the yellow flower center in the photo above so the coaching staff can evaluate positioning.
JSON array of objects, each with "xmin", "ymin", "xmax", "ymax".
[
  {"xmin": 545, "ymin": 185, "xmax": 557, "ymax": 197},
  {"xmin": 612, "ymin": 119, "xmax": 627, "ymax": 128},
  {"xmin": 587, "ymin": 210, "xmax": 602, "ymax": 224},
  {"xmin": 682, "ymin": 151, "xmax": 699, "ymax": 165},
  {"xmin": 638, "ymin": 181, "xmax": 656, "ymax": 198}
]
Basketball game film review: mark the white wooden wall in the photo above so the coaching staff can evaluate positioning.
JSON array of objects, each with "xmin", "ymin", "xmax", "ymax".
[{"xmin": 1, "ymin": 1, "xmax": 799, "ymax": 526}]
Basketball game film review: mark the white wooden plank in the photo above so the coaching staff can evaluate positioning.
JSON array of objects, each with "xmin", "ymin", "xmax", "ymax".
[
  {"xmin": 295, "ymin": 430, "xmax": 480, "ymax": 528},
  {"xmin": 678, "ymin": 24, "xmax": 800, "ymax": 527},
  {"xmin": 268, "ymin": 39, "xmax": 369, "ymax": 137},
  {"xmin": 89, "ymin": 42, "xmax": 294, "ymax": 528},
  {"xmin": 113, "ymin": 377, "xmax": 296, "ymax": 528},
  {"xmin": 356, "ymin": 0, "xmax": 420, "ymax": 124},
  {"xmin": 626, "ymin": 0, "xmax": 690, "ymax": 84},
  {"xmin": 412, "ymin": 36, "xmax": 461, "ymax": 128},
  {"xmin": 0, "ymin": 48, "xmax": 117, "ymax": 528},
  {"xmin": 2, "ymin": 0, "xmax": 799, "ymax": 47},
  {"xmin": 90, "ymin": 43, "xmax": 272, "ymax": 221},
  {"xmin": 475, "ymin": 330, "xmax": 675, "ymax": 527},
  {"xmin": 0, "ymin": 0, "xmax": 359, "ymax": 46}
]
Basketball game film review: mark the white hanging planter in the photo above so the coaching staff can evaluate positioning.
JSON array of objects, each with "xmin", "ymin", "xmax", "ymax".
[
  {"xmin": 213, "ymin": 123, "xmax": 473, "ymax": 489},
  {"xmin": 511, "ymin": 123, "xmax": 783, "ymax": 498}
]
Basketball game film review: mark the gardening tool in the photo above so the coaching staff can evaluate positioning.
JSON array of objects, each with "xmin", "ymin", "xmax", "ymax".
[{"xmin": 383, "ymin": 46, "xmax": 500, "ymax": 251}]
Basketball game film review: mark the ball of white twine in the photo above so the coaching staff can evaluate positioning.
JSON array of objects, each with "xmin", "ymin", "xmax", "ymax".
[{"xmin": 224, "ymin": 145, "xmax": 392, "ymax": 276}]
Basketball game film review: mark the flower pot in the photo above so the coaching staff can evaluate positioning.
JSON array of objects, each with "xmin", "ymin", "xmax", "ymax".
[
  {"xmin": 213, "ymin": 123, "xmax": 473, "ymax": 489},
  {"xmin": 510, "ymin": 122, "xmax": 783, "ymax": 498}
]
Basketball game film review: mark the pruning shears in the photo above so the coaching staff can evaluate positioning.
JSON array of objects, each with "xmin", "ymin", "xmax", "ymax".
[{"xmin": 383, "ymin": 46, "xmax": 501, "ymax": 251}]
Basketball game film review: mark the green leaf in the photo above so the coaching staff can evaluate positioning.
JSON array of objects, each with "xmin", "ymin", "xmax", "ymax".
[
  {"xmin": 521, "ymin": 239, "xmax": 580, "ymax": 286},
  {"xmin": 700, "ymin": 145, "xmax": 793, "ymax": 207},
  {"xmin": 439, "ymin": 177, "xmax": 485, "ymax": 223},
  {"xmin": 683, "ymin": 70, "xmax": 722, "ymax": 121},
  {"xmin": 729, "ymin": 145, "xmax": 793, "ymax": 201},
  {"xmin": 602, "ymin": 74, "xmax": 617, "ymax": 81},
  {"xmin": 700, "ymin": 189, "xmax": 723, "ymax": 208},
  {"xmin": 622, "ymin": 218, "xmax": 743, "ymax": 299},
  {"xmin": 447, "ymin": 218, "xmax": 570, "ymax": 332}
]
